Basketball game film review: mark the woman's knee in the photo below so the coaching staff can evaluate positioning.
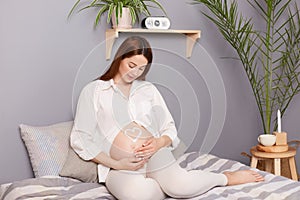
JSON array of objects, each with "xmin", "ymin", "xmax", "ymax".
[
  {"xmin": 159, "ymin": 171, "xmax": 208, "ymax": 198},
  {"xmin": 106, "ymin": 173, "xmax": 165, "ymax": 200},
  {"xmin": 117, "ymin": 181, "xmax": 165, "ymax": 200},
  {"xmin": 162, "ymin": 181, "xmax": 207, "ymax": 198}
]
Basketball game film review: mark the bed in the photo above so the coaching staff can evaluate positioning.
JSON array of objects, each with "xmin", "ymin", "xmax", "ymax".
[
  {"xmin": 1, "ymin": 152, "xmax": 300, "ymax": 200},
  {"xmin": 1, "ymin": 121, "xmax": 300, "ymax": 200}
]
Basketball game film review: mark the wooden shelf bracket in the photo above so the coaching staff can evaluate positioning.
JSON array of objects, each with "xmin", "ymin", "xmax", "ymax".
[{"xmin": 105, "ymin": 29, "xmax": 201, "ymax": 60}]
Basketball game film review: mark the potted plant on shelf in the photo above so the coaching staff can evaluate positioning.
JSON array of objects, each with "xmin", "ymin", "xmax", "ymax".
[
  {"xmin": 68, "ymin": 0, "xmax": 167, "ymax": 29},
  {"xmin": 192, "ymin": 0, "xmax": 300, "ymax": 134}
]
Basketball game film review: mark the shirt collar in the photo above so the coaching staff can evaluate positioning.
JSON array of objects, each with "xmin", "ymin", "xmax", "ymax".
[
  {"xmin": 98, "ymin": 78, "xmax": 149, "ymax": 93},
  {"xmin": 96, "ymin": 79, "xmax": 115, "ymax": 91}
]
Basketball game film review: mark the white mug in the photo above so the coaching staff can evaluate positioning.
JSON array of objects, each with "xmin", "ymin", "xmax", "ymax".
[{"xmin": 258, "ymin": 134, "xmax": 276, "ymax": 146}]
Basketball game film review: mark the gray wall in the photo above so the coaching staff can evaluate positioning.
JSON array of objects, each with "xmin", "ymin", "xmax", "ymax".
[{"xmin": 1, "ymin": 0, "xmax": 299, "ymax": 184}]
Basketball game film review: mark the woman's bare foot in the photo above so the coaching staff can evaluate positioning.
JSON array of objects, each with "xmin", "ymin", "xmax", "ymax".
[{"xmin": 223, "ymin": 170, "xmax": 264, "ymax": 186}]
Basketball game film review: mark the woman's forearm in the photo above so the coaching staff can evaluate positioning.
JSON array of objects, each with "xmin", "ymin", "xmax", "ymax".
[{"xmin": 92, "ymin": 152, "xmax": 118, "ymax": 169}]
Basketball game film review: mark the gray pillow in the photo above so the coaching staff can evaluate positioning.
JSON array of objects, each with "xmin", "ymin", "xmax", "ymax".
[
  {"xmin": 20, "ymin": 121, "xmax": 73, "ymax": 177},
  {"xmin": 59, "ymin": 147, "xmax": 98, "ymax": 183}
]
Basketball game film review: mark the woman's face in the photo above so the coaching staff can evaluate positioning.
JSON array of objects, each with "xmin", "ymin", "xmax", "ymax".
[{"xmin": 116, "ymin": 54, "xmax": 148, "ymax": 84}]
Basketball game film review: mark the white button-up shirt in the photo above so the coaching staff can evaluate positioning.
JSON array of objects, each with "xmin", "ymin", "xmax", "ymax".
[{"xmin": 70, "ymin": 79, "xmax": 180, "ymax": 182}]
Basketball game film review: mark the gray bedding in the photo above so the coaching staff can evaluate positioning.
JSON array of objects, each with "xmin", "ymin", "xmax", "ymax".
[{"xmin": 1, "ymin": 152, "xmax": 299, "ymax": 200}]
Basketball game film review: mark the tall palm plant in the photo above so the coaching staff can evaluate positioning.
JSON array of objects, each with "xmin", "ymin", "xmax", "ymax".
[{"xmin": 192, "ymin": 0, "xmax": 300, "ymax": 134}]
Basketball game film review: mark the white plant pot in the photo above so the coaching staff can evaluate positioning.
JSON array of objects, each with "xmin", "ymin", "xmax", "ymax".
[{"xmin": 111, "ymin": 7, "xmax": 132, "ymax": 29}]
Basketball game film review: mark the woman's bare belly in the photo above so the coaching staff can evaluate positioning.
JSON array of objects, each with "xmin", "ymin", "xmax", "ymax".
[{"xmin": 110, "ymin": 122, "xmax": 153, "ymax": 160}]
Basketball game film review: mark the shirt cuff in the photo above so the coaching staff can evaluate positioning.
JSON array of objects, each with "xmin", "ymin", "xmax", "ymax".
[
  {"xmin": 97, "ymin": 164, "xmax": 110, "ymax": 183},
  {"xmin": 161, "ymin": 132, "xmax": 180, "ymax": 150}
]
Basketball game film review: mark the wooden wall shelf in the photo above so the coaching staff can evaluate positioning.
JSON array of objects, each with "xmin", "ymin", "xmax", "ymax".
[{"xmin": 105, "ymin": 29, "xmax": 201, "ymax": 60}]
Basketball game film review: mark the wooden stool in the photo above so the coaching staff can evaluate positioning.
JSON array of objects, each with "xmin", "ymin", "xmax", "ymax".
[{"xmin": 250, "ymin": 146, "xmax": 298, "ymax": 181}]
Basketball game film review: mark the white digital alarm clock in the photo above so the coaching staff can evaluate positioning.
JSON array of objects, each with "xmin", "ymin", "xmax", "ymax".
[{"xmin": 141, "ymin": 17, "xmax": 171, "ymax": 30}]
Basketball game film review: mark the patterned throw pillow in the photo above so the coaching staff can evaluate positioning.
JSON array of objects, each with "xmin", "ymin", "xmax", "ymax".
[{"xmin": 20, "ymin": 121, "xmax": 73, "ymax": 177}]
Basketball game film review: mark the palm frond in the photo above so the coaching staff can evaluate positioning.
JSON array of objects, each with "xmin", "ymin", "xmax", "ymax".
[{"xmin": 193, "ymin": 0, "xmax": 300, "ymax": 133}]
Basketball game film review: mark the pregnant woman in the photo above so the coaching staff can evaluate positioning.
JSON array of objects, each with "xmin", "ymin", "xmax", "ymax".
[{"xmin": 71, "ymin": 36, "xmax": 264, "ymax": 199}]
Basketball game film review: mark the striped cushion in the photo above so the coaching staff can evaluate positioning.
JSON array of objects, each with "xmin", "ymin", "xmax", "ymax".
[{"xmin": 20, "ymin": 121, "xmax": 73, "ymax": 177}]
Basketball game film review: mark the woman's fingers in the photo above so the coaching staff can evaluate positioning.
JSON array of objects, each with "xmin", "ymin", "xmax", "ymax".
[
  {"xmin": 142, "ymin": 138, "xmax": 153, "ymax": 146},
  {"xmin": 134, "ymin": 139, "xmax": 155, "ymax": 153},
  {"xmin": 129, "ymin": 156, "xmax": 144, "ymax": 163},
  {"xmin": 133, "ymin": 138, "xmax": 160, "ymax": 160},
  {"xmin": 135, "ymin": 150, "xmax": 153, "ymax": 158},
  {"xmin": 116, "ymin": 156, "xmax": 148, "ymax": 171},
  {"xmin": 130, "ymin": 157, "xmax": 148, "ymax": 170}
]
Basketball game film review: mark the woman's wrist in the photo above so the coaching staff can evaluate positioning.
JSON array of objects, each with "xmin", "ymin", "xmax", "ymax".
[
  {"xmin": 110, "ymin": 159, "xmax": 120, "ymax": 170},
  {"xmin": 158, "ymin": 135, "xmax": 172, "ymax": 149}
]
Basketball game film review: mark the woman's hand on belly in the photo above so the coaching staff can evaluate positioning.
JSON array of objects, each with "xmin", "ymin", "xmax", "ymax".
[
  {"xmin": 92, "ymin": 151, "xmax": 147, "ymax": 171},
  {"xmin": 113, "ymin": 156, "xmax": 148, "ymax": 171},
  {"xmin": 134, "ymin": 135, "xmax": 172, "ymax": 159}
]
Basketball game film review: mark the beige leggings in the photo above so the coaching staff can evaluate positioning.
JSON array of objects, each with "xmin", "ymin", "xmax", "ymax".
[{"xmin": 106, "ymin": 148, "xmax": 228, "ymax": 200}]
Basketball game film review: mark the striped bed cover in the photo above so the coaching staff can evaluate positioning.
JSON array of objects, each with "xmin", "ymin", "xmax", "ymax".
[{"xmin": 1, "ymin": 152, "xmax": 299, "ymax": 200}]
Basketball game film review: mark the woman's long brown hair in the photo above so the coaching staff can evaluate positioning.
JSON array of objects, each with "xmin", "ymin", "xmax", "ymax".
[{"xmin": 99, "ymin": 36, "xmax": 153, "ymax": 81}]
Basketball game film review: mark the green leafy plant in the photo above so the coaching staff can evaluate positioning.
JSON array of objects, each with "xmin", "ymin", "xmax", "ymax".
[
  {"xmin": 192, "ymin": 0, "xmax": 300, "ymax": 134},
  {"xmin": 69, "ymin": 0, "xmax": 167, "ymax": 27}
]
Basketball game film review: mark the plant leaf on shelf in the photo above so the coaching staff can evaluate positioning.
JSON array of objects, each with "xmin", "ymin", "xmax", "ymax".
[{"xmin": 68, "ymin": 0, "xmax": 167, "ymax": 27}]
